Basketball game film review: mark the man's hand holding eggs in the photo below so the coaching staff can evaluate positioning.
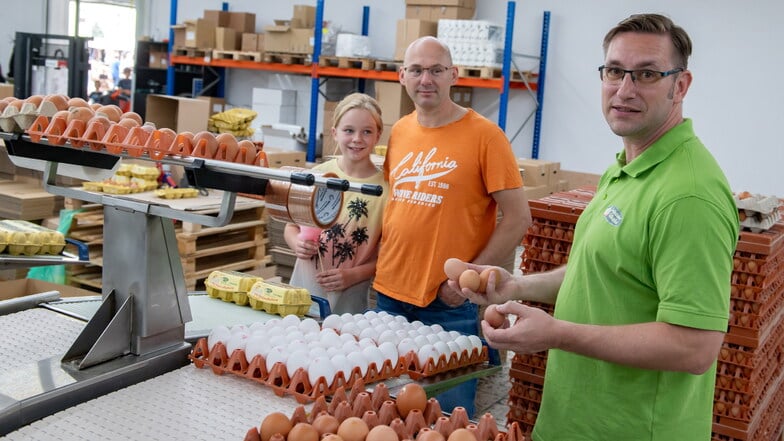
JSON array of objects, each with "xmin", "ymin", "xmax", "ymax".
[{"xmin": 443, "ymin": 258, "xmax": 500, "ymax": 294}]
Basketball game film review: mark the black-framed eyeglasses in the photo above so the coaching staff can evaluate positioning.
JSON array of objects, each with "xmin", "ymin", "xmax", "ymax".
[
  {"xmin": 598, "ymin": 65, "xmax": 684, "ymax": 85},
  {"xmin": 403, "ymin": 65, "xmax": 453, "ymax": 78}
]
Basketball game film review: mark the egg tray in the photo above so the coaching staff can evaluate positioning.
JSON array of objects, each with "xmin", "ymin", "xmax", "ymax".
[
  {"xmin": 712, "ymin": 370, "xmax": 784, "ymax": 436},
  {"xmin": 244, "ymin": 379, "xmax": 528, "ymax": 441},
  {"xmin": 402, "ymin": 346, "xmax": 489, "ymax": 381},
  {"xmin": 712, "ymin": 383, "xmax": 784, "ymax": 441},
  {"xmin": 716, "ymin": 324, "xmax": 784, "ymax": 398},
  {"xmin": 505, "ymin": 401, "xmax": 538, "ymax": 439},
  {"xmin": 26, "ymin": 114, "xmax": 267, "ymax": 166},
  {"xmin": 188, "ymin": 338, "xmax": 406, "ymax": 404},
  {"xmin": 736, "ymin": 222, "xmax": 784, "ymax": 255},
  {"xmin": 736, "ymin": 194, "xmax": 781, "ymax": 216},
  {"xmin": 508, "ymin": 376, "xmax": 543, "ymax": 407}
]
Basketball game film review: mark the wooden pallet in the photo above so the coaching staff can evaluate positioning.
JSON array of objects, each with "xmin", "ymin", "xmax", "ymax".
[
  {"xmin": 212, "ymin": 49, "xmax": 264, "ymax": 62},
  {"xmin": 457, "ymin": 65, "xmax": 503, "ymax": 79},
  {"xmin": 375, "ymin": 60, "xmax": 401, "ymax": 72},
  {"xmin": 263, "ymin": 52, "xmax": 310, "ymax": 65},
  {"xmin": 172, "ymin": 46, "xmax": 211, "ymax": 58},
  {"xmin": 319, "ymin": 56, "xmax": 375, "ymax": 70}
]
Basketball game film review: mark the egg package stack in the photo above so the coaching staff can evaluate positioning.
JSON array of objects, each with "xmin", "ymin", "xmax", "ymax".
[
  {"xmin": 712, "ymin": 214, "xmax": 784, "ymax": 441},
  {"xmin": 189, "ymin": 311, "xmax": 489, "ymax": 403},
  {"xmin": 82, "ymin": 163, "xmax": 160, "ymax": 194},
  {"xmin": 203, "ymin": 270, "xmax": 312, "ymax": 317},
  {"xmin": 245, "ymin": 381, "xmax": 527, "ymax": 441},
  {"xmin": 0, "ymin": 219, "xmax": 66, "ymax": 256},
  {"xmin": 508, "ymin": 186, "xmax": 594, "ymax": 438},
  {"xmin": 208, "ymin": 107, "xmax": 258, "ymax": 138},
  {"xmin": 735, "ymin": 192, "xmax": 782, "ymax": 233}
]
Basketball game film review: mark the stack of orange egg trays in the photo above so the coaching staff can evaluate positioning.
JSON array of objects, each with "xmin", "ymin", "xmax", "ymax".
[
  {"xmin": 24, "ymin": 104, "xmax": 267, "ymax": 167},
  {"xmin": 188, "ymin": 336, "xmax": 488, "ymax": 405},
  {"xmin": 712, "ymin": 217, "xmax": 784, "ymax": 441},
  {"xmin": 507, "ymin": 187, "xmax": 595, "ymax": 437}
]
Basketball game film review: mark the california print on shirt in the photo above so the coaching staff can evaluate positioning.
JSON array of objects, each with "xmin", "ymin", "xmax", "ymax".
[{"xmin": 389, "ymin": 147, "xmax": 456, "ymax": 208}]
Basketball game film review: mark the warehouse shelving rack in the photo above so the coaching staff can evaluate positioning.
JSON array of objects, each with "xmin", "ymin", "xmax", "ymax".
[{"xmin": 167, "ymin": 1, "xmax": 550, "ymax": 162}]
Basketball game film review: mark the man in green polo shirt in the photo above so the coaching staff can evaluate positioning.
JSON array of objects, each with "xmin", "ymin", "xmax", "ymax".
[{"xmin": 447, "ymin": 13, "xmax": 739, "ymax": 440}]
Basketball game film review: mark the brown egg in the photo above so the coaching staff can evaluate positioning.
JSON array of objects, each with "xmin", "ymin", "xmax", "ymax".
[
  {"xmin": 43, "ymin": 94, "xmax": 69, "ymax": 111},
  {"xmin": 96, "ymin": 105, "xmax": 122, "ymax": 122},
  {"xmin": 417, "ymin": 429, "xmax": 445, "ymax": 441},
  {"xmin": 67, "ymin": 106, "xmax": 95, "ymax": 124},
  {"xmin": 443, "ymin": 258, "xmax": 466, "ymax": 280},
  {"xmin": 1, "ymin": 96, "xmax": 16, "ymax": 103},
  {"xmin": 191, "ymin": 131, "xmax": 218, "ymax": 158},
  {"xmin": 322, "ymin": 435, "xmax": 345, "ymax": 441},
  {"xmin": 0, "ymin": 102, "xmax": 7, "ymax": 113},
  {"xmin": 395, "ymin": 383, "xmax": 427, "ymax": 419},
  {"xmin": 458, "ymin": 270, "xmax": 481, "ymax": 292},
  {"xmin": 24, "ymin": 95, "xmax": 44, "ymax": 108},
  {"xmin": 483, "ymin": 304, "xmax": 505, "ymax": 328},
  {"xmin": 237, "ymin": 139, "xmax": 257, "ymax": 164},
  {"xmin": 337, "ymin": 417, "xmax": 369, "ymax": 441},
  {"xmin": 121, "ymin": 111, "xmax": 143, "ymax": 126},
  {"xmin": 88, "ymin": 114, "xmax": 112, "ymax": 131},
  {"xmin": 446, "ymin": 429, "xmax": 476, "ymax": 441},
  {"xmin": 312, "ymin": 414, "xmax": 340, "ymax": 436},
  {"xmin": 6, "ymin": 99, "xmax": 23, "ymax": 111},
  {"xmin": 67, "ymin": 97, "xmax": 90, "ymax": 108},
  {"xmin": 289, "ymin": 423, "xmax": 320, "ymax": 441},
  {"xmin": 118, "ymin": 117, "xmax": 140, "ymax": 129},
  {"xmin": 477, "ymin": 268, "xmax": 500, "ymax": 293},
  {"xmin": 260, "ymin": 412, "xmax": 293, "ymax": 441},
  {"xmin": 90, "ymin": 102, "xmax": 102, "ymax": 111},
  {"xmin": 366, "ymin": 425, "xmax": 399, "ymax": 441}
]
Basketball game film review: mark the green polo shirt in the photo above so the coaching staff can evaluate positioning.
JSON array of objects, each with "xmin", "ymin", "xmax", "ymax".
[{"xmin": 532, "ymin": 119, "xmax": 739, "ymax": 441}]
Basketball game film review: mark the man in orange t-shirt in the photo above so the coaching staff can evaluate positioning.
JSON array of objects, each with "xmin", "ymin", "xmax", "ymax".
[{"xmin": 372, "ymin": 36, "xmax": 532, "ymax": 415}]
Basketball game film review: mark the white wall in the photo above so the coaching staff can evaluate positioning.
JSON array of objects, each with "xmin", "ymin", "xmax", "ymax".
[{"xmin": 5, "ymin": 0, "xmax": 783, "ymax": 194}]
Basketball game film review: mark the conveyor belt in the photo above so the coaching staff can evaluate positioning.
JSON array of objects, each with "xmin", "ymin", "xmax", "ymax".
[
  {"xmin": 3, "ymin": 364, "xmax": 305, "ymax": 440},
  {"xmin": 0, "ymin": 308, "xmax": 85, "ymax": 372}
]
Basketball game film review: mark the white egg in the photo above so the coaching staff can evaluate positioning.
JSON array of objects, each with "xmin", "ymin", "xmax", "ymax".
[
  {"xmin": 433, "ymin": 341, "xmax": 451, "ymax": 359},
  {"xmin": 340, "ymin": 312, "xmax": 355, "ymax": 322},
  {"xmin": 407, "ymin": 330, "xmax": 420, "ymax": 339},
  {"xmin": 326, "ymin": 346, "xmax": 342, "ymax": 357},
  {"xmin": 355, "ymin": 319, "xmax": 371, "ymax": 330},
  {"xmin": 269, "ymin": 335, "xmax": 287, "ymax": 348},
  {"xmin": 304, "ymin": 331, "xmax": 320, "ymax": 342},
  {"xmin": 244, "ymin": 335, "xmax": 270, "ymax": 361},
  {"xmin": 322, "ymin": 314, "xmax": 343, "ymax": 330},
  {"xmin": 410, "ymin": 320, "xmax": 425, "ymax": 329},
  {"xmin": 331, "ymin": 353, "xmax": 353, "ymax": 380},
  {"xmin": 362, "ymin": 345, "xmax": 386, "ymax": 372},
  {"xmin": 298, "ymin": 317, "xmax": 320, "ymax": 334},
  {"xmin": 416, "ymin": 325, "xmax": 433, "ymax": 336},
  {"xmin": 266, "ymin": 326, "xmax": 284, "ymax": 337},
  {"xmin": 426, "ymin": 333, "xmax": 441, "ymax": 344},
  {"xmin": 346, "ymin": 351, "xmax": 369, "ymax": 377},
  {"xmin": 359, "ymin": 327, "xmax": 379, "ymax": 342},
  {"xmin": 286, "ymin": 350, "xmax": 311, "ymax": 377},
  {"xmin": 377, "ymin": 310, "xmax": 390, "ymax": 319},
  {"xmin": 429, "ymin": 324, "xmax": 445, "ymax": 334},
  {"xmin": 284, "ymin": 325, "xmax": 302, "ymax": 336},
  {"xmin": 286, "ymin": 331, "xmax": 306, "ymax": 343},
  {"xmin": 397, "ymin": 338, "xmax": 418, "ymax": 357},
  {"xmin": 437, "ymin": 331, "xmax": 453, "ymax": 343},
  {"xmin": 309, "ymin": 346, "xmax": 329, "ymax": 359},
  {"xmin": 308, "ymin": 356, "xmax": 337, "ymax": 386},
  {"xmin": 448, "ymin": 330, "xmax": 461, "ymax": 339},
  {"xmin": 339, "ymin": 332, "xmax": 357, "ymax": 343},
  {"xmin": 373, "ymin": 323, "xmax": 390, "ymax": 335},
  {"xmin": 353, "ymin": 313, "xmax": 365, "ymax": 322},
  {"xmin": 377, "ymin": 329, "xmax": 398, "ymax": 345},
  {"xmin": 417, "ymin": 344, "xmax": 441, "ymax": 366},
  {"xmin": 385, "ymin": 321, "xmax": 401, "ymax": 331},
  {"xmin": 468, "ymin": 335, "xmax": 484, "ymax": 354},
  {"xmin": 363, "ymin": 310, "xmax": 379, "ymax": 320},
  {"xmin": 249, "ymin": 321, "xmax": 267, "ymax": 333},
  {"xmin": 226, "ymin": 331, "xmax": 249, "ymax": 354},
  {"xmin": 447, "ymin": 341, "xmax": 461, "ymax": 356},
  {"xmin": 394, "ymin": 315, "xmax": 409, "ymax": 324},
  {"xmin": 395, "ymin": 329, "xmax": 410, "ymax": 341},
  {"xmin": 319, "ymin": 328, "xmax": 342, "ymax": 347},
  {"xmin": 413, "ymin": 335, "xmax": 431, "ymax": 349},
  {"xmin": 454, "ymin": 335, "xmax": 472, "ymax": 354},
  {"xmin": 358, "ymin": 337, "xmax": 376, "ymax": 350},
  {"xmin": 289, "ymin": 339, "xmax": 307, "ymax": 350},
  {"xmin": 378, "ymin": 341, "xmax": 399, "ymax": 364},
  {"xmin": 370, "ymin": 317, "xmax": 386, "ymax": 328},
  {"xmin": 265, "ymin": 318, "xmax": 281, "ymax": 328},
  {"xmin": 341, "ymin": 340, "xmax": 361, "ymax": 354},
  {"xmin": 266, "ymin": 346, "xmax": 289, "ymax": 371},
  {"xmin": 280, "ymin": 314, "xmax": 301, "ymax": 328},
  {"xmin": 340, "ymin": 322, "xmax": 360, "ymax": 337},
  {"xmin": 230, "ymin": 324, "xmax": 249, "ymax": 334},
  {"xmin": 207, "ymin": 325, "xmax": 231, "ymax": 351}
]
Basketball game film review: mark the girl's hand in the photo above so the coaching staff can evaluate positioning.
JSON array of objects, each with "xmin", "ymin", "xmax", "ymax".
[{"xmin": 315, "ymin": 269, "xmax": 350, "ymax": 292}]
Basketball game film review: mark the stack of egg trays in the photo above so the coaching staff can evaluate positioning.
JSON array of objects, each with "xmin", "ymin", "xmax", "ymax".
[
  {"xmin": 712, "ymin": 220, "xmax": 784, "ymax": 440},
  {"xmin": 188, "ymin": 337, "xmax": 489, "ymax": 404},
  {"xmin": 506, "ymin": 351, "xmax": 547, "ymax": 439}
]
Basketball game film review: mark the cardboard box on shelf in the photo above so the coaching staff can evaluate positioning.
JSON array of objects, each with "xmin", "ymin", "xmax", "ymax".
[
  {"xmin": 292, "ymin": 5, "xmax": 316, "ymax": 29},
  {"xmin": 290, "ymin": 28, "xmax": 314, "ymax": 54},
  {"xmin": 395, "ymin": 19, "xmax": 438, "ymax": 60},
  {"xmin": 171, "ymin": 24, "xmax": 186, "ymax": 47},
  {"xmin": 405, "ymin": 0, "xmax": 476, "ymax": 7},
  {"xmin": 228, "ymin": 12, "xmax": 256, "ymax": 34},
  {"xmin": 215, "ymin": 27, "xmax": 237, "ymax": 50},
  {"xmin": 203, "ymin": 9, "xmax": 230, "ymax": 27},
  {"xmin": 0, "ymin": 278, "xmax": 97, "ymax": 301},
  {"xmin": 146, "ymin": 95, "xmax": 210, "ymax": 133},
  {"xmin": 518, "ymin": 158, "xmax": 561, "ymax": 187},
  {"xmin": 450, "ymin": 86, "xmax": 473, "ymax": 107},
  {"xmin": 241, "ymin": 33, "xmax": 264, "ymax": 52},
  {"xmin": 375, "ymin": 81, "xmax": 415, "ymax": 125},
  {"xmin": 264, "ymin": 21, "xmax": 292, "ymax": 53},
  {"xmin": 263, "ymin": 147, "xmax": 306, "ymax": 168},
  {"xmin": 0, "ymin": 83, "xmax": 14, "ymax": 99},
  {"xmin": 184, "ymin": 19, "xmax": 215, "ymax": 48}
]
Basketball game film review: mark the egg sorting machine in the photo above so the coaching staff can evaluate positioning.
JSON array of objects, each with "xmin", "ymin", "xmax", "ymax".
[{"xmin": 0, "ymin": 131, "xmax": 383, "ymax": 435}]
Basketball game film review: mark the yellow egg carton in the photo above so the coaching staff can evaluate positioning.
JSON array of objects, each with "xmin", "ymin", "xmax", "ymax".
[
  {"xmin": 82, "ymin": 181, "xmax": 104, "ymax": 192},
  {"xmin": 204, "ymin": 270, "xmax": 263, "ymax": 306},
  {"xmin": 0, "ymin": 219, "xmax": 65, "ymax": 255},
  {"xmin": 154, "ymin": 187, "xmax": 200, "ymax": 199},
  {"xmin": 247, "ymin": 280, "xmax": 311, "ymax": 316},
  {"xmin": 130, "ymin": 164, "xmax": 161, "ymax": 180},
  {"xmin": 130, "ymin": 177, "xmax": 160, "ymax": 192},
  {"xmin": 100, "ymin": 183, "xmax": 133, "ymax": 194},
  {"xmin": 115, "ymin": 163, "xmax": 135, "ymax": 176}
]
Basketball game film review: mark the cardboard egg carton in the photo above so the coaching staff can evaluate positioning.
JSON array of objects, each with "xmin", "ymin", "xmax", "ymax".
[
  {"xmin": 244, "ymin": 380, "xmax": 528, "ymax": 441},
  {"xmin": 0, "ymin": 100, "xmax": 59, "ymax": 133}
]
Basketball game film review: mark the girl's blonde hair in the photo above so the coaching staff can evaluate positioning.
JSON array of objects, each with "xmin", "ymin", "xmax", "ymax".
[{"xmin": 332, "ymin": 92, "xmax": 384, "ymax": 133}]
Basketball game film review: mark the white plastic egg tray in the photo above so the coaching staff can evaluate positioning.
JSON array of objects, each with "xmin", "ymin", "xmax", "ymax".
[{"xmin": 189, "ymin": 311, "xmax": 489, "ymax": 403}]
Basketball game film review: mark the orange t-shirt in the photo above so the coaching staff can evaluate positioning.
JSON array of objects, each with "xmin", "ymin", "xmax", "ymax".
[{"xmin": 372, "ymin": 109, "xmax": 523, "ymax": 306}]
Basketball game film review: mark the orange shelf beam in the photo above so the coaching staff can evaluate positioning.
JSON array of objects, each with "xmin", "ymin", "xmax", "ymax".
[{"xmin": 170, "ymin": 55, "xmax": 537, "ymax": 91}]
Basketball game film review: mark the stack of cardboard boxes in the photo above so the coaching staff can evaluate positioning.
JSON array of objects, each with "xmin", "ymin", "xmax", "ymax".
[
  {"xmin": 395, "ymin": 0, "xmax": 477, "ymax": 60},
  {"xmin": 172, "ymin": 9, "xmax": 257, "ymax": 52},
  {"xmin": 263, "ymin": 5, "xmax": 316, "ymax": 54},
  {"xmin": 518, "ymin": 159, "xmax": 602, "ymax": 200}
]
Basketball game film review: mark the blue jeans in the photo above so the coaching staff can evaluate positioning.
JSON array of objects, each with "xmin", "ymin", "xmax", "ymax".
[{"xmin": 376, "ymin": 292, "xmax": 479, "ymax": 418}]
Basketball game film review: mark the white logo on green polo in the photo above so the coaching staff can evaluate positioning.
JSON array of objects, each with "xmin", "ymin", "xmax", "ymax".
[{"xmin": 603, "ymin": 205, "xmax": 623, "ymax": 226}]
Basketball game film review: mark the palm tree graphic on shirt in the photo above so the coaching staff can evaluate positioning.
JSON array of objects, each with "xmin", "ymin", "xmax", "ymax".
[{"xmin": 315, "ymin": 197, "xmax": 371, "ymax": 267}]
